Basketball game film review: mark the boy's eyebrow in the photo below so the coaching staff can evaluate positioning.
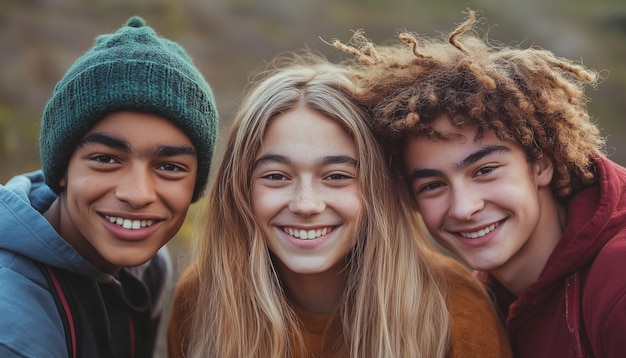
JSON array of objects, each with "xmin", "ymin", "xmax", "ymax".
[
  {"xmin": 253, "ymin": 154, "xmax": 357, "ymax": 169},
  {"xmin": 407, "ymin": 144, "xmax": 510, "ymax": 182},
  {"xmin": 154, "ymin": 145, "xmax": 196, "ymax": 157},
  {"xmin": 79, "ymin": 132, "xmax": 196, "ymax": 157},
  {"xmin": 408, "ymin": 168, "xmax": 444, "ymax": 182},
  {"xmin": 456, "ymin": 145, "xmax": 510, "ymax": 170},
  {"xmin": 79, "ymin": 132, "xmax": 129, "ymax": 151}
]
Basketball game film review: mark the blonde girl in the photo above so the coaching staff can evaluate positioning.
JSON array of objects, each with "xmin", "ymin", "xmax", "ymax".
[{"xmin": 168, "ymin": 53, "xmax": 511, "ymax": 358}]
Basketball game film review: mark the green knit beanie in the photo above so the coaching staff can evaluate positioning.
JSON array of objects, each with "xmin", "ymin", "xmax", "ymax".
[{"xmin": 39, "ymin": 16, "xmax": 217, "ymax": 202}]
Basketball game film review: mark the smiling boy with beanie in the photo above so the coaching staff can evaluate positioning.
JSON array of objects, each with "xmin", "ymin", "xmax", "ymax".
[{"xmin": 0, "ymin": 16, "xmax": 217, "ymax": 357}]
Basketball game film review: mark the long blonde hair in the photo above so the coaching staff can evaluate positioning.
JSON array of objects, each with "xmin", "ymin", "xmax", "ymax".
[{"xmin": 187, "ymin": 52, "xmax": 451, "ymax": 357}]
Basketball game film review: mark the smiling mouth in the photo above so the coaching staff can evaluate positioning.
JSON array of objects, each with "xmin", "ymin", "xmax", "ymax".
[
  {"xmin": 105, "ymin": 215, "xmax": 156, "ymax": 230},
  {"xmin": 458, "ymin": 222, "xmax": 500, "ymax": 239},
  {"xmin": 282, "ymin": 226, "xmax": 335, "ymax": 240}
]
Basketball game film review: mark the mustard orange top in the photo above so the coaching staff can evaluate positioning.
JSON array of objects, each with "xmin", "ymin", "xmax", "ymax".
[{"xmin": 167, "ymin": 256, "xmax": 512, "ymax": 358}]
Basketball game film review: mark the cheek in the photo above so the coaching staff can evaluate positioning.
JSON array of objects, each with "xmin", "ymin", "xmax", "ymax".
[
  {"xmin": 169, "ymin": 198, "xmax": 192, "ymax": 222},
  {"xmin": 163, "ymin": 181, "xmax": 196, "ymax": 219},
  {"xmin": 420, "ymin": 212, "xmax": 438, "ymax": 231},
  {"xmin": 64, "ymin": 175, "xmax": 108, "ymax": 200},
  {"xmin": 250, "ymin": 186, "xmax": 281, "ymax": 221},
  {"xmin": 64, "ymin": 159, "xmax": 116, "ymax": 197},
  {"xmin": 333, "ymin": 189, "xmax": 363, "ymax": 222},
  {"xmin": 495, "ymin": 177, "xmax": 538, "ymax": 206},
  {"xmin": 415, "ymin": 198, "xmax": 448, "ymax": 230},
  {"xmin": 250, "ymin": 186, "xmax": 264, "ymax": 218}
]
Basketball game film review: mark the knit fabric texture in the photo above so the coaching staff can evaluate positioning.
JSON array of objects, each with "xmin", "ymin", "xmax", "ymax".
[{"xmin": 39, "ymin": 16, "xmax": 217, "ymax": 202}]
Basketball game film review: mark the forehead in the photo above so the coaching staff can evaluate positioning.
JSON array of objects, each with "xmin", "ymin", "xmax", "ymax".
[
  {"xmin": 402, "ymin": 114, "xmax": 480, "ymax": 153},
  {"xmin": 258, "ymin": 107, "xmax": 356, "ymax": 157},
  {"xmin": 403, "ymin": 114, "xmax": 521, "ymax": 170},
  {"xmin": 87, "ymin": 111, "xmax": 193, "ymax": 144}
]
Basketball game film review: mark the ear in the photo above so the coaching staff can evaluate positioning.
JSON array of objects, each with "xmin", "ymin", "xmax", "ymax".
[
  {"xmin": 533, "ymin": 154, "xmax": 554, "ymax": 187},
  {"xmin": 59, "ymin": 177, "xmax": 66, "ymax": 188}
]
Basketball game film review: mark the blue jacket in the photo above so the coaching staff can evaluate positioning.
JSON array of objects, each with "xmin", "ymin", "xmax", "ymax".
[{"xmin": 0, "ymin": 171, "xmax": 171, "ymax": 358}]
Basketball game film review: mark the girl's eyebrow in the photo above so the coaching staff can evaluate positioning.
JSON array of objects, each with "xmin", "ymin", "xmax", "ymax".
[
  {"xmin": 253, "ymin": 154, "xmax": 358, "ymax": 169},
  {"xmin": 321, "ymin": 155, "xmax": 357, "ymax": 167},
  {"xmin": 253, "ymin": 154, "xmax": 291, "ymax": 170},
  {"xmin": 78, "ymin": 132, "xmax": 196, "ymax": 157},
  {"xmin": 407, "ymin": 144, "xmax": 510, "ymax": 183}
]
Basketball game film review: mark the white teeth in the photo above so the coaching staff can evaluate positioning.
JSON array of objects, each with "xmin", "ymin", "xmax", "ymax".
[
  {"xmin": 105, "ymin": 216, "xmax": 155, "ymax": 230},
  {"xmin": 459, "ymin": 222, "xmax": 499, "ymax": 239},
  {"xmin": 283, "ymin": 226, "xmax": 333, "ymax": 240}
]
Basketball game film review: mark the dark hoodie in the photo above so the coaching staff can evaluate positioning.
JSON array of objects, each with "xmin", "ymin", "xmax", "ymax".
[
  {"xmin": 480, "ymin": 157, "xmax": 626, "ymax": 357},
  {"xmin": 0, "ymin": 171, "xmax": 171, "ymax": 358}
]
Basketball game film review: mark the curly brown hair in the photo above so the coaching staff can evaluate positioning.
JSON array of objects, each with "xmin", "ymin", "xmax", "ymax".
[{"xmin": 334, "ymin": 10, "xmax": 605, "ymax": 199}]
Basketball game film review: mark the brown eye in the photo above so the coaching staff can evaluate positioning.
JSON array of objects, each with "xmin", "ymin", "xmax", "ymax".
[
  {"xmin": 475, "ymin": 165, "xmax": 497, "ymax": 177},
  {"xmin": 159, "ymin": 163, "xmax": 185, "ymax": 172},
  {"xmin": 262, "ymin": 173, "xmax": 288, "ymax": 181},
  {"xmin": 91, "ymin": 155, "xmax": 117, "ymax": 164},
  {"xmin": 326, "ymin": 173, "xmax": 350, "ymax": 180},
  {"xmin": 418, "ymin": 182, "xmax": 445, "ymax": 194}
]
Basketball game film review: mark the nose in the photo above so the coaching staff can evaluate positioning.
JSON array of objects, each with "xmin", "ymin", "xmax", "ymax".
[
  {"xmin": 115, "ymin": 166, "xmax": 157, "ymax": 208},
  {"xmin": 447, "ymin": 185, "xmax": 483, "ymax": 221},
  {"xmin": 288, "ymin": 182, "xmax": 325, "ymax": 216}
]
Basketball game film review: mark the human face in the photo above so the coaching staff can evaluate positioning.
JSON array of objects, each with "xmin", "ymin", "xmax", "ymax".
[
  {"xmin": 404, "ymin": 114, "xmax": 555, "ymax": 277},
  {"xmin": 57, "ymin": 111, "xmax": 197, "ymax": 274},
  {"xmin": 251, "ymin": 106, "xmax": 362, "ymax": 278}
]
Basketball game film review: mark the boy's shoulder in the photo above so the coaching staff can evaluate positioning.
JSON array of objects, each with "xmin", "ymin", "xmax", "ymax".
[
  {"xmin": 580, "ymin": 233, "xmax": 626, "ymax": 354},
  {"xmin": 585, "ymin": 234, "xmax": 626, "ymax": 291},
  {"xmin": 0, "ymin": 250, "xmax": 68, "ymax": 357}
]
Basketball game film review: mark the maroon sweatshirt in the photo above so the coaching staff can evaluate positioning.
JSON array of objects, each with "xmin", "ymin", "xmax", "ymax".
[{"xmin": 480, "ymin": 156, "xmax": 626, "ymax": 358}]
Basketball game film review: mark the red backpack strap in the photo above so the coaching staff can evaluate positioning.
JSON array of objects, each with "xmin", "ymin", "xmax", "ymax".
[{"xmin": 38, "ymin": 263, "xmax": 77, "ymax": 358}]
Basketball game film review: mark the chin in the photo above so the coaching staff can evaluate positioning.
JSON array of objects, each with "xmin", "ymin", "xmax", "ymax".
[{"xmin": 110, "ymin": 254, "xmax": 153, "ymax": 269}]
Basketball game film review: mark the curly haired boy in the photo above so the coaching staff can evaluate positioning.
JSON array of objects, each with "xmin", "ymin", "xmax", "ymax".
[{"xmin": 335, "ymin": 10, "xmax": 626, "ymax": 358}]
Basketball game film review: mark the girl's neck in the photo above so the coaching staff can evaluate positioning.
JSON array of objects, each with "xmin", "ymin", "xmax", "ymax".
[{"xmin": 277, "ymin": 260, "xmax": 348, "ymax": 314}]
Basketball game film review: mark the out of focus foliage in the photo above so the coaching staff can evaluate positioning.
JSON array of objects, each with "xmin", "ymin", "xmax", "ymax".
[{"xmin": 2, "ymin": 0, "xmax": 625, "ymax": 184}]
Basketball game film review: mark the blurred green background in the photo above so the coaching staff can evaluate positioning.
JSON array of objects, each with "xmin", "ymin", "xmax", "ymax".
[
  {"xmin": 2, "ymin": 0, "xmax": 625, "ymax": 185},
  {"xmin": 1, "ymin": 0, "xmax": 624, "ymax": 355}
]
